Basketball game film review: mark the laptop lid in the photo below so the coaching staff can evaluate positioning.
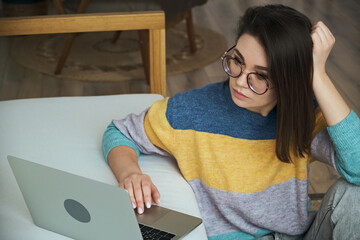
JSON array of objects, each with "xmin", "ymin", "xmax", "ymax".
[
  {"xmin": 8, "ymin": 155, "xmax": 143, "ymax": 240},
  {"xmin": 8, "ymin": 155, "xmax": 202, "ymax": 240}
]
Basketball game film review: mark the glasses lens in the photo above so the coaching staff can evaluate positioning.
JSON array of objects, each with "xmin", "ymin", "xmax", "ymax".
[
  {"xmin": 223, "ymin": 56, "xmax": 241, "ymax": 77},
  {"xmin": 248, "ymin": 73, "xmax": 268, "ymax": 94}
]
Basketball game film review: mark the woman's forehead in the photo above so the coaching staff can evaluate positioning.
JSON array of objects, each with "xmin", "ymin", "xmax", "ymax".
[{"xmin": 235, "ymin": 34, "xmax": 268, "ymax": 68}]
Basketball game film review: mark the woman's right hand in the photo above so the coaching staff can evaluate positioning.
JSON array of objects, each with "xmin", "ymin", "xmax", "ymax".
[
  {"xmin": 118, "ymin": 172, "xmax": 160, "ymax": 214},
  {"xmin": 108, "ymin": 145, "xmax": 160, "ymax": 215}
]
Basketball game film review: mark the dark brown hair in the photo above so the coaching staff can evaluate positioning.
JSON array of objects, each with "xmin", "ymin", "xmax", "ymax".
[{"xmin": 236, "ymin": 4, "xmax": 315, "ymax": 163}]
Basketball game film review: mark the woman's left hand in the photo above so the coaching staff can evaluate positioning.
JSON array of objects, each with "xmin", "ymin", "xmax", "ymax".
[
  {"xmin": 311, "ymin": 21, "xmax": 350, "ymax": 126},
  {"xmin": 311, "ymin": 21, "xmax": 335, "ymax": 78}
]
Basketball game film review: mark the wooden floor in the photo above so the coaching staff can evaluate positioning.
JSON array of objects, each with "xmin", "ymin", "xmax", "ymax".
[{"xmin": 1, "ymin": 0, "xmax": 359, "ymax": 203}]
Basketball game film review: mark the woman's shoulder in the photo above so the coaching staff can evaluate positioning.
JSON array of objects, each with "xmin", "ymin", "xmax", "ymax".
[
  {"xmin": 167, "ymin": 81, "xmax": 227, "ymax": 111},
  {"xmin": 164, "ymin": 81, "xmax": 228, "ymax": 129}
]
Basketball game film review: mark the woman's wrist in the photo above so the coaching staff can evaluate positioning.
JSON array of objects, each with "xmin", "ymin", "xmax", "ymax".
[
  {"xmin": 312, "ymin": 72, "xmax": 350, "ymax": 126},
  {"xmin": 312, "ymin": 69, "xmax": 328, "ymax": 90},
  {"xmin": 108, "ymin": 146, "xmax": 142, "ymax": 183}
]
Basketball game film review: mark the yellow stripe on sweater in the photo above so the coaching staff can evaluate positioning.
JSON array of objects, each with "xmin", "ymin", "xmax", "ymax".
[{"xmin": 144, "ymin": 98, "xmax": 324, "ymax": 193}]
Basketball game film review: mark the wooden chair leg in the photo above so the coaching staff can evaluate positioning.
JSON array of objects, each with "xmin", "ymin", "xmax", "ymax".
[
  {"xmin": 53, "ymin": 0, "xmax": 65, "ymax": 14},
  {"xmin": 186, "ymin": 10, "xmax": 197, "ymax": 54},
  {"xmin": 54, "ymin": 33, "xmax": 78, "ymax": 74},
  {"xmin": 76, "ymin": 0, "xmax": 90, "ymax": 14},
  {"xmin": 112, "ymin": 31, "xmax": 122, "ymax": 44},
  {"xmin": 138, "ymin": 30, "xmax": 150, "ymax": 84},
  {"xmin": 166, "ymin": 10, "xmax": 197, "ymax": 54},
  {"xmin": 53, "ymin": 0, "xmax": 90, "ymax": 74}
]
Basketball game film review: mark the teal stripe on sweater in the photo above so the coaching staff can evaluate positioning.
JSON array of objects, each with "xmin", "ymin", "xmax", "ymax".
[
  {"xmin": 328, "ymin": 110, "xmax": 360, "ymax": 185},
  {"xmin": 102, "ymin": 122, "xmax": 140, "ymax": 163}
]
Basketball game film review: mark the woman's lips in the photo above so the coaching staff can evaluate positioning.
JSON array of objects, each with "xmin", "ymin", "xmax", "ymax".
[{"xmin": 233, "ymin": 89, "xmax": 249, "ymax": 100}]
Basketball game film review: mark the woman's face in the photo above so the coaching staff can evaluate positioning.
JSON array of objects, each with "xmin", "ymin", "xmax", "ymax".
[{"xmin": 229, "ymin": 33, "xmax": 277, "ymax": 116}]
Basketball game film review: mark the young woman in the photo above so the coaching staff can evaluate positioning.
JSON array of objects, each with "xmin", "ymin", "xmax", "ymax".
[{"xmin": 102, "ymin": 4, "xmax": 360, "ymax": 239}]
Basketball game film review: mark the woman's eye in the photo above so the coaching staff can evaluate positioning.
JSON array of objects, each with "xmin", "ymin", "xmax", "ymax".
[
  {"xmin": 256, "ymin": 73, "xmax": 268, "ymax": 80},
  {"xmin": 234, "ymin": 60, "xmax": 242, "ymax": 66},
  {"xmin": 234, "ymin": 58, "xmax": 243, "ymax": 65}
]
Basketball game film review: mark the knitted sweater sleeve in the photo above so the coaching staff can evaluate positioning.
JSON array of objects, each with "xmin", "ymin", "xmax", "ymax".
[
  {"xmin": 311, "ymin": 110, "xmax": 360, "ymax": 185},
  {"xmin": 102, "ymin": 103, "xmax": 171, "ymax": 164}
]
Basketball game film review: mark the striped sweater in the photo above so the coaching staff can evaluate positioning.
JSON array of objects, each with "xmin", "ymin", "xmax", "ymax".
[{"xmin": 102, "ymin": 81, "xmax": 360, "ymax": 239}]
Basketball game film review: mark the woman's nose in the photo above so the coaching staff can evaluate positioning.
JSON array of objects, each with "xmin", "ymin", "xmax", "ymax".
[{"xmin": 235, "ymin": 71, "xmax": 248, "ymax": 88}]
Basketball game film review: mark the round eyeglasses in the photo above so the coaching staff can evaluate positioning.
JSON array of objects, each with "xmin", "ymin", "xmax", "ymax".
[{"xmin": 221, "ymin": 45, "xmax": 270, "ymax": 95}]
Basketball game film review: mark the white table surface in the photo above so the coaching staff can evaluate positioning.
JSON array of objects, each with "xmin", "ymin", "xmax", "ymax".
[{"xmin": 0, "ymin": 94, "xmax": 207, "ymax": 240}]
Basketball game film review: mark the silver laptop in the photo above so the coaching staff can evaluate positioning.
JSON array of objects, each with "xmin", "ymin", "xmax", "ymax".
[{"xmin": 8, "ymin": 155, "xmax": 202, "ymax": 240}]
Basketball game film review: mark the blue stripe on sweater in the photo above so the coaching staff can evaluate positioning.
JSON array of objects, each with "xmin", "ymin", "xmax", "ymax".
[{"xmin": 166, "ymin": 81, "xmax": 278, "ymax": 140}]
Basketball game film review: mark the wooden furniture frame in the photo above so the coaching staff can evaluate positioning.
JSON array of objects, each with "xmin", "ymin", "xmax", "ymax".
[
  {"xmin": 51, "ymin": 0, "xmax": 196, "ymax": 84},
  {"xmin": 0, "ymin": 11, "xmax": 167, "ymax": 96},
  {"xmin": 112, "ymin": 9, "xmax": 197, "ymax": 83}
]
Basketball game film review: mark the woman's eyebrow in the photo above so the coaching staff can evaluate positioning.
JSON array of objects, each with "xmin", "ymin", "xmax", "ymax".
[
  {"xmin": 233, "ymin": 48, "xmax": 245, "ymax": 61},
  {"xmin": 255, "ymin": 65, "xmax": 269, "ymax": 71},
  {"xmin": 234, "ymin": 48, "xmax": 269, "ymax": 72}
]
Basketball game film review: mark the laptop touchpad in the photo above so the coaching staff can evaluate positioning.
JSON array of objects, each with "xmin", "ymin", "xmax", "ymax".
[{"xmin": 136, "ymin": 205, "xmax": 169, "ymax": 225}]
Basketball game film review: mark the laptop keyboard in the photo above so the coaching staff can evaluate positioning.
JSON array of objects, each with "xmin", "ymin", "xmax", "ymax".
[{"xmin": 139, "ymin": 224, "xmax": 176, "ymax": 240}]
